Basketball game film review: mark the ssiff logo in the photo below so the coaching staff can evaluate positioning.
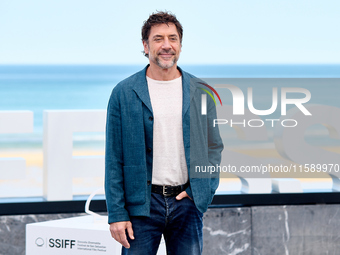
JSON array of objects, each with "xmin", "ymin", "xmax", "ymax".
[{"xmin": 35, "ymin": 237, "xmax": 44, "ymax": 247}]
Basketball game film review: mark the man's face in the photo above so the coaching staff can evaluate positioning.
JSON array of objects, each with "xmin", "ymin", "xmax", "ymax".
[{"xmin": 143, "ymin": 23, "xmax": 182, "ymax": 69}]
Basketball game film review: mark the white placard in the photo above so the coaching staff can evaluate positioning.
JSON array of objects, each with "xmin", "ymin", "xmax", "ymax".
[{"xmin": 26, "ymin": 215, "xmax": 166, "ymax": 255}]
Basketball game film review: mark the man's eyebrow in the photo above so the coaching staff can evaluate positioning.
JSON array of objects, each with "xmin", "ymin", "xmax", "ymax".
[{"xmin": 152, "ymin": 34, "xmax": 178, "ymax": 39}]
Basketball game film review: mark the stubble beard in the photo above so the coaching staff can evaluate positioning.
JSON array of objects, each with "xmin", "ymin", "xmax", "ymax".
[
  {"xmin": 148, "ymin": 47, "xmax": 179, "ymax": 69},
  {"xmin": 155, "ymin": 54, "xmax": 178, "ymax": 69}
]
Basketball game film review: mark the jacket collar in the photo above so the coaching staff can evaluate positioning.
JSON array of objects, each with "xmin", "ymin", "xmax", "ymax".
[
  {"xmin": 132, "ymin": 65, "xmax": 196, "ymax": 117},
  {"xmin": 131, "ymin": 65, "xmax": 152, "ymax": 113}
]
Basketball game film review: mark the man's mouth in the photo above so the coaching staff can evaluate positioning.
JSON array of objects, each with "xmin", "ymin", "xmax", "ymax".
[{"xmin": 158, "ymin": 52, "xmax": 175, "ymax": 58}]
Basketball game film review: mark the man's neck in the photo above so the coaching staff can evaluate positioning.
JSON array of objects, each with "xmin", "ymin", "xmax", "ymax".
[{"xmin": 146, "ymin": 63, "xmax": 181, "ymax": 81}]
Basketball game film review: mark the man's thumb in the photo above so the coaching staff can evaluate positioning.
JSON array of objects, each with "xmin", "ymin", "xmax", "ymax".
[{"xmin": 176, "ymin": 193, "xmax": 184, "ymax": 200}]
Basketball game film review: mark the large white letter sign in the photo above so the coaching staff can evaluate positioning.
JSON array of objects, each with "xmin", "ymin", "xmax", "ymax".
[
  {"xmin": 0, "ymin": 111, "xmax": 33, "ymax": 179},
  {"xmin": 43, "ymin": 110, "xmax": 106, "ymax": 201}
]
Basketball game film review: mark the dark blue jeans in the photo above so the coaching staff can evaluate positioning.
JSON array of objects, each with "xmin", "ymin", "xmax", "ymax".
[{"xmin": 122, "ymin": 192, "xmax": 203, "ymax": 255}]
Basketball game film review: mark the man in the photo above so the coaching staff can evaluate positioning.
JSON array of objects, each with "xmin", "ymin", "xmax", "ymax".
[{"xmin": 105, "ymin": 11, "xmax": 223, "ymax": 255}]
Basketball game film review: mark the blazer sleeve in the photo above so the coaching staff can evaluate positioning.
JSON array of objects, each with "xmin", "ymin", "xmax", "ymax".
[
  {"xmin": 207, "ymin": 88, "xmax": 224, "ymax": 196},
  {"xmin": 105, "ymin": 89, "xmax": 130, "ymax": 223}
]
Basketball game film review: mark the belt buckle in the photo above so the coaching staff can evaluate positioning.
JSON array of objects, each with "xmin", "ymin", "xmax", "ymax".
[{"xmin": 163, "ymin": 186, "xmax": 170, "ymax": 196}]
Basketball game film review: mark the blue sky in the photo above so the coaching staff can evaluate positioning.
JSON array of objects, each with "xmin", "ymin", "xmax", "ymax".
[{"xmin": 1, "ymin": 0, "xmax": 339, "ymax": 64}]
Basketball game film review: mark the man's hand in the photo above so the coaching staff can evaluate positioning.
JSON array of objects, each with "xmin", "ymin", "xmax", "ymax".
[
  {"xmin": 109, "ymin": 221, "xmax": 134, "ymax": 248},
  {"xmin": 176, "ymin": 191, "xmax": 192, "ymax": 201}
]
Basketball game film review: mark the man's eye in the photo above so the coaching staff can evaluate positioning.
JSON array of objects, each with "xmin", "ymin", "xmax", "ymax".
[
  {"xmin": 155, "ymin": 38, "xmax": 162, "ymax": 42},
  {"xmin": 170, "ymin": 37, "xmax": 177, "ymax": 41}
]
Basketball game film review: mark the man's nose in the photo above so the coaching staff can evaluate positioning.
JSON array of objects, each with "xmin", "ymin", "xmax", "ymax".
[{"xmin": 162, "ymin": 38, "xmax": 171, "ymax": 49}]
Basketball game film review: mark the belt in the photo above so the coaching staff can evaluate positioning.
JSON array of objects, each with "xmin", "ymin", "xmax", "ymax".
[{"xmin": 151, "ymin": 182, "xmax": 189, "ymax": 197}]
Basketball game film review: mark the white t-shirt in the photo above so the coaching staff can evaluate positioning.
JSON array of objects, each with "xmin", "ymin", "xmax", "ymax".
[{"xmin": 146, "ymin": 75, "xmax": 188, "ymax": 186}]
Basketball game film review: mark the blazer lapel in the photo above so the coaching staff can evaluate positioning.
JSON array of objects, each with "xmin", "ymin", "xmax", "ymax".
[
  {"xmin": 180, "ymin": 67, "xmax": 196, "ymax": 118},
  {"xmin": 132, "ymin": 65, "xmax": 153, "ymax": 114}
]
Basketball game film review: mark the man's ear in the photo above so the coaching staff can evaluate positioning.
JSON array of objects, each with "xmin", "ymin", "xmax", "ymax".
[{"xmin": 143, "ymin": 41, "xmax": 149, "ymax": 55}]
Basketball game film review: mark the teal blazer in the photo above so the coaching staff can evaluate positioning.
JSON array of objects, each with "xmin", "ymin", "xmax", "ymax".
[{"xmin": 105, "ymin": 65, "xmax": 223, "ymax": 223}]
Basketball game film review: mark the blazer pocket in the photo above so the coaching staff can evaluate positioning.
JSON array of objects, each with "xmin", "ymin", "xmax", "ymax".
[{"xmin": 123, "ymin": 165, "xmax": 146, "ymax": 205}]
